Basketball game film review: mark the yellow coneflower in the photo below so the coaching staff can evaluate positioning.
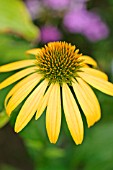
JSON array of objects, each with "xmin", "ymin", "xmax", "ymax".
[{"xmin": 0, "ymin": 42, "xmax": 113, "ymax": 144}]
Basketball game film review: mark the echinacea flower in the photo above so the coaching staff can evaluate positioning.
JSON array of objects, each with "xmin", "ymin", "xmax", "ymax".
[{"xmin": 0, "ymin": 42, "xmax": 113, "ymax": 145}]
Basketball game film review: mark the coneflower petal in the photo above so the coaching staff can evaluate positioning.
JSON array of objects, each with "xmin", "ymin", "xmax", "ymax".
[
  {"xmin": 0, "ymin": 66, "xmax": 37, "ymax": 90},
  {"xmin": 78, "ymin": 72, "xmax": 113, "ymax": 96},
  {"xmin": 6, "ymin": 74, "xmax": 42, "ymax": 116},
  {"xmin": 62, "ymin": 83, "xmax": 83, "ymax": 145},
  {"xmin": 80, "ymin": 67, "xmax": 108, "ymax": 80},
  {"xmin": 0, "ymin": 60, "xmax": 36, "ymax": 72},
  {"xmin": 35, "ymin": 83, "xmax": 54, "ymax": 120},
  {"xmin": 26, "ymin": 48, "xmax": 41, "ymax": 55},
  {"xmin": 46, "ymin": 83, "xmax": 61, "ymax": 143},
  {"xmin": 72, "ymin": 78, "xmax": 101, "ymax": 127},
  {"xmin": 15, "ymin": 79, "xmax": 48, "ymax": 133},
  {"xmin": 80, "ymin": 55, "xmax": 97, "ymax": 67},
  {"xmin": 5, "ymin": 73, "xmax": 39, "ymax": 107}
]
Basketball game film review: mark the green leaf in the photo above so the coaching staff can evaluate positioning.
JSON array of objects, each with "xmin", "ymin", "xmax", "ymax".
[
  {"xmin": 0, "ymin": 110, "xmax": 9, "ymax": 128},
  {"xmin": 45, "ymin": 147, "xmax": 65, "ymax": 158},
  {"xmin": 0, "ymin": 0, "xmax": 40, "ymax": 41},
  {"xmin": 0, "ymin": 34, "xmax": 33, "ymax": 64},
  {"xmin": 72, "ymin": 123, "xmax": 113, "ymax": 170}
]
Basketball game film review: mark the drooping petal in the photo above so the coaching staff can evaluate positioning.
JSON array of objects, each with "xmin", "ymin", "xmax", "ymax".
[
  {"xmin": 62, "ymin": 83, "xmax": 83, "ymax": 145},
  {"xmin": 0, "ymin": 60, "xmax": 36, "ymax": 72},
  {"xmin": 78, "ymin": 72, "xmax": 113, "ymax": 96},
  {"xmin": 35, "ymin": 83, "xmax": 54, "ymax": 120},
  {"xmin": 15, "ymin": 79, "xmax": 48, "ymax": 133},
  {"xmin": 26, "ymin": 48, "xmax": 41, "ymax": 55},
  {"xmin": 5, "ymin": 73, "xmax": 39, "ymax": 107},
  {"xmin": 80, "ymin": 67, "xmax": 108, "ymax": 80},
  {"xmin": 6, "ymin": 74, "xmax": 42, "ymax": 116},
  {"xmin": 80, "ymin": 55, "xmax": 97, "ymax": 67},
  {"xmin": 46, "ymin": 83, "xmax": 61, "ymax": 143},
  {"xmin": 0, "ymin": 66, "xmax": 37, "ymax": 90},
  {"xmin": 72, "ymin": 78, "xmax": 101, "ymax": 127}
]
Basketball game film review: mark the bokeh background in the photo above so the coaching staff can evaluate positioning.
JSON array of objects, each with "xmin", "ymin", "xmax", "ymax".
[{"xmin": 0, "ymin": 0, "xmax": 113, "ymax": 170}]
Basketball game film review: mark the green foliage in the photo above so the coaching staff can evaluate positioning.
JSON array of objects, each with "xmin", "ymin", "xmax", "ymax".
[
  {"xmin": 73, "ymin": 123, "xmax": 113, "ymax": 170},
  {"xmin": 0, "ymin": 34, "xmax": 32, "ymax": 64},
  {"xmin": 0, "ymin": 0, "xmax": 39, "ymax": 41},
  {"xmin": 0, "ymin": 110, "xmax": 9, "ymax": 128},
  {"xmin": 92, "ymin": 40, "xmax": 113, "ymax": 73},
  {"xmin": 19, "ymin": 115, "xmax": 66, "ymax": 170},
  {"xmin": 0, "ymin": 164, "xmax": 18, "ymax": 170}
]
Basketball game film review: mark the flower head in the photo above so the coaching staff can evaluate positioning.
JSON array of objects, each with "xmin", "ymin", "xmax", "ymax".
[{"xmin": 0, "ymin": 41, "xmax": 113, "ymax": 144}]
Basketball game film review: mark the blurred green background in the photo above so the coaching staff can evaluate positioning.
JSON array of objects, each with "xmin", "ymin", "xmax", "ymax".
[{"xmin": 0, "ymin": 0, "xmax": 113, "ymax": 170}]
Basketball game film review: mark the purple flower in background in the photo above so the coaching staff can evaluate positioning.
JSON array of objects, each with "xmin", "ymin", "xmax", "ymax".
[
  {"xmin": 25, "ymin": 0, "xmax": 108, "ymax": 42},
  {"xmin": 40, "ymin": 26, "xmax": 62, "ymax": 43},
  {"xmin": 43, "ymin": 0, "xmax": 70, "ymax": 10},
  {"xmin": 84, "ymin": 13, "xmax": 109, "ymax": 42},
  {"xmin": 63, "ymin": 9, "xmax": 88, "ymax": 33},
  {"xmin": 69, "ymin": 0, "xmax": 88, "ymax": 10},
  {"xmin": 63, "ymin": 8, "xmax": 109, "ymax": 41},
  {"xmin": 25, "ymin": 0, "xmax": 41, "ymax": 19}
]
